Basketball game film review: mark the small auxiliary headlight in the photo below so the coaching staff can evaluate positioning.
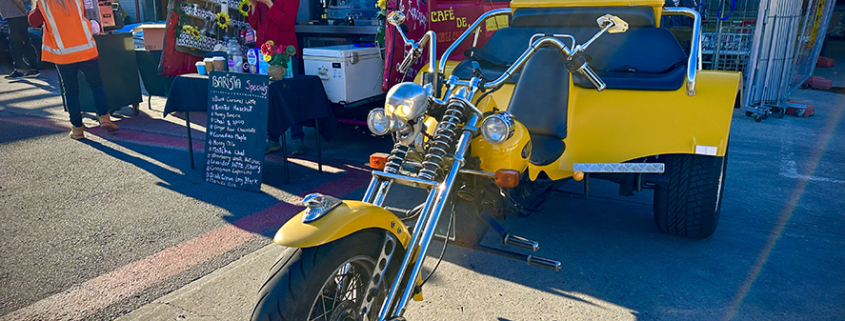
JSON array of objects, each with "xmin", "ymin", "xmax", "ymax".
[
  {"xmin": 367, "ymin": 108, "xmax": 391, "ymax": 136},
  {"xmin": 481, "ymin": 112, "xmax": 515, "ymax": 145},
  {"xmin": 301, "ymin": 193, "xmax": 343, "ymax": 223}
]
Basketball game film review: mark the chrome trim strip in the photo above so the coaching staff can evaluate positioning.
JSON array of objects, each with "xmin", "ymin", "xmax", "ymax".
[{"xmin": 573, "ymin": 163, "xmax": 665, "ymax": 173}]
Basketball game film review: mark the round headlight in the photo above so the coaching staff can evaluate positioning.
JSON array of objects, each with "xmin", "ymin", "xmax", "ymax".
[
  {"xmin": 367, "ymin": 108, "xmax": 390, "ymax": 136},
  {"xmin": 385, "ymin": 82, "xmax": 428, "ymax": 122},
  {"xmin": 481, "ymin": 113, "xmax": 515, "ymax": 145}
]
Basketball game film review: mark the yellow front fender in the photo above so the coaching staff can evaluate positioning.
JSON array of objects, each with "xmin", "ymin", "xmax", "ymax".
[{"xmin": 274, "ymin": 201, "xmax": 411, "ymax": 249}]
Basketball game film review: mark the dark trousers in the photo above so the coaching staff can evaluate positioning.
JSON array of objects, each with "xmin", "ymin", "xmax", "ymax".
[
  {"xmin": 56, "ymin": 59, "xmax": 109, "ymax": 127},
  {"xmin": 6, "ymin": 16, "xmax": 38, "ymax": 71},
  {"xmin": 290, "ymin": 125, "xmax": 304, "ymax": 140},
  {"xmin": 268, "ymin": 125, "xmax": 304, "ymax": 141}
]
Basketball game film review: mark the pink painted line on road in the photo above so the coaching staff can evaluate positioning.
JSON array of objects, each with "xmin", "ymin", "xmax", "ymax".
[
  {"xmin": 2, "ymin": 115, "xmax": 333, "ymax": 169},
  {"xmin": 0, "ymin": 115, "xmax": 376, "ymax": 320}
]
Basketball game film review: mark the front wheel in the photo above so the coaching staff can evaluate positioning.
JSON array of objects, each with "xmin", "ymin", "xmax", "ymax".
[
  {"xmin": 251, "ymin": 230, "xmax": 395, "ymax": 321},
  {"xmin": 653, "ymin": 150, "xmax": 728, "ymax": 239}
]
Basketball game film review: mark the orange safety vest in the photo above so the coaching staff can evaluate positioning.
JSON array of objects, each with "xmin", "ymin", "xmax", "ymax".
[{"xmin": 38, "ymin": 0, "xmax": 98, "ymax": 64}]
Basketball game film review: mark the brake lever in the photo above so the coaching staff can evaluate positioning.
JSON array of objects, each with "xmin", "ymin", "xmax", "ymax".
[
  {"xmin": 471, "ymin": 61, "xmax": 487, "ymax": 93},
  {"xmin": 564, "ymin": 52, "xmax": 605, "ymax": 92}
]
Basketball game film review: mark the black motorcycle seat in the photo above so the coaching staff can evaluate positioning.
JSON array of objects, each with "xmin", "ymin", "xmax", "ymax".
[
  {"xmin": 507, "ymin": 47, "xmax": 569, "ymax": 166},
  {"xmin": 452, "ymin": 25, "xmax": 688, "ymax": 91}
]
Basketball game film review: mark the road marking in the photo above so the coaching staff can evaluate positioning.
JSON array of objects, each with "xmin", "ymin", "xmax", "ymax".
[
  {"xmin": 779, "ymin": 142, "xmax": 845, "ymax": 184},
  {"xmin": 0, "ymin": 116, "xmax": 374, "ymax": 320},
  {"xmin": 724, "ymin": 103, "xmax": 845, "ymax": 320}
]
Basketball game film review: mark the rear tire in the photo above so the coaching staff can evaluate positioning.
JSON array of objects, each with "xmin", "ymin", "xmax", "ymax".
[
  {"xmin": 653, "ymin": 150, "xmax": 728, "ymax": 239},
  {"xmin": 251, "ymin": 230, "xmax": 391, "ymax": 321}
]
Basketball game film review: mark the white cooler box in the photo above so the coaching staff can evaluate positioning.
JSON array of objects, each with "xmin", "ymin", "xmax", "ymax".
[{"xmin": 303, "ymin": 45, "xmax": 385, "ymax": 105}]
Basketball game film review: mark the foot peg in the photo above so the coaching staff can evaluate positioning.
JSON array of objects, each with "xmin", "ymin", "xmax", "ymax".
[
  {"xmin": 527, "ymin": 255, "xmax": 562, "ymax": 271},
  {"xmin": 502, "ymin": 234, "xmax": 539, "ymax": 252}
]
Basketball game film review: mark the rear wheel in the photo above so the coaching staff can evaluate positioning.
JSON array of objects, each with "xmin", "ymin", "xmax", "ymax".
[
  {"xmin": 653, "ymin": 150, "xmax": 728, "ymax": 239},
  {"xmin": 251, "ymin": 230, "xmax": 394, "ymax": 321}
]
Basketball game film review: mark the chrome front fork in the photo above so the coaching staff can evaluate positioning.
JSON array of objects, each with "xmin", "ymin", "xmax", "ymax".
[{"xmin": 375, "ymin": 114, "xmax": 479, "ymax": 321}]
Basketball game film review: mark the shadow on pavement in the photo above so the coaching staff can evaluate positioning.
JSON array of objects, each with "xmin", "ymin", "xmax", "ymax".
[{"xmin": 79, "ymin": 137, "xmax": 350, "ymax": 237}]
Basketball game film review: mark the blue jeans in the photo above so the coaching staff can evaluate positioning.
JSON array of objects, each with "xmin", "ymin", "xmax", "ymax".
[{"xmin": 56, "ymin": 59, "xmax": 109, "ymax": 127}]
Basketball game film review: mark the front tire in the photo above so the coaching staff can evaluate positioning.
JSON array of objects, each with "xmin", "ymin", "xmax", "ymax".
[
  {"xmin": 251, "ymin": 230, "xmax": 393, "ymax": 321},
  {"xmin": 653, "ymin": 151, "xmax": 728, "ymax": 239}
]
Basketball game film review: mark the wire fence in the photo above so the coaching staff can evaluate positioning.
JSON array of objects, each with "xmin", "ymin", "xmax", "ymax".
[{"xmin": 701, "ymin": 0, "xmax": 760, "ymax": 74}]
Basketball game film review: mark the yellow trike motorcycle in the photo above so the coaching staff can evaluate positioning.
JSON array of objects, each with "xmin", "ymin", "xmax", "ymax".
[{"xmin": 251, "ymin": 0, "xmax": 740, "ymax": 320}]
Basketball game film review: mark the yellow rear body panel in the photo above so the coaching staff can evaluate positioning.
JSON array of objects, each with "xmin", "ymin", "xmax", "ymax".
[
  {"xmin": 424, "ymin": 63, "xmax": 740, "ymax": 181},
  {"xmin": 527, "ymin": 71, "xmax": 740, "ymax": 180},
  {"xmin": 274, "ymin": 201, "xmax": 411, "ymax": 249}
]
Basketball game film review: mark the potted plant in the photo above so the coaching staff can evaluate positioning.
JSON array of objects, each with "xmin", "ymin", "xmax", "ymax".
[{"xmin": 260, "ymin": 41, "xmax": 296, "ymax": 80}]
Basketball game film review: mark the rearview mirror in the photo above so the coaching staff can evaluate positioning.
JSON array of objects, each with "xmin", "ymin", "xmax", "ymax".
[
  {"xmin": 597, "ymin": 14, "xmax": 628, "ymax": 33},
  {"xmin": 387, "ymin": 11, "xmax": 406, "ymax": 27}
]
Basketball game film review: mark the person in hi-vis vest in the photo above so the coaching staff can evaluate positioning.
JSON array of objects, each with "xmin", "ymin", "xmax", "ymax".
[{"xmin": 28, "ymin": 0, "xmax": 118, "ymax": 139}]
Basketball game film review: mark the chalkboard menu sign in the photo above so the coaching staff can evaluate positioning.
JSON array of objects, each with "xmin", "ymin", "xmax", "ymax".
[{"xmin": 204, "ymin": 71, "xmax": 270, "ymax": 192}]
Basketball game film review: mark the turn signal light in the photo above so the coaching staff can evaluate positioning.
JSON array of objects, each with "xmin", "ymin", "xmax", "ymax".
[
  {"xmin": 573, "ymin": 170, "xmax": 585, "ymax": 181},
  {"xmin": 369, "ymin": 153, "xmax": 389, "ymax": 170},
  {"xmin": 494, "ymin": 169, "xmax": 520, "ymax": 187}
]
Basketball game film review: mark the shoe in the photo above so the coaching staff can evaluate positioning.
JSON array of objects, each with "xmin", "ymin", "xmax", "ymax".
[
  {"xmin": 292, "ymin": 138, "xmax": 306, "ymax": 155},
  {"xmin": 23, "ymin": 70, "xmax": 40, "ymax": 78},
  {"xmin": 69, "ymin": 126, "xmax": 85, "ymax": 140},
  {"xmin": 98, "ymin": 115, "xmax": 119, "ymax": 133},
  {"xmin": 265, "ymin": 139, "xmax": 281, "ymax": 154},
  {"xmin": 5, "ymin": 70, "xmax": 24, "ymax": 79}
]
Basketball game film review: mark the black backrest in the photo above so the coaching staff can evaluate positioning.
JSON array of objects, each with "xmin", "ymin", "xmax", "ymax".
[
  {"xmin": 511, "ymin": 6, "xmax": 656, "ymax": 28},
  {"xmin": 507, "ymin": 47, "xmax": 570, "ymax": 139}
]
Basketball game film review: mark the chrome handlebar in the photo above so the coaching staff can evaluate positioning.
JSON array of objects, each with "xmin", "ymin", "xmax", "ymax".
[
  {"xmin": 662, "ymin": 7, "xmax": 701, "ymax": 96},
  {"xmin": 577, "ymin": 63, "xmax": 606, "ymax": 91},
  {"xmin": 392, "ymin": 7, "xmax": 701, "ymax": 97}
]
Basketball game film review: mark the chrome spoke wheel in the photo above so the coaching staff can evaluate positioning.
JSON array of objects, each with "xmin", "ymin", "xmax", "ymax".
[{"xmin": 308, "ymin": 255, "xmax": 376, "ymax": 321}]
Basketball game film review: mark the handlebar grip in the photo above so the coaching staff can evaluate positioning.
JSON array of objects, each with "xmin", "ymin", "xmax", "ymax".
[
  {"xmin": 398, "ymin": 48, "xmax": 421, "ymax": 74},
  {"xmin": 576, "ymin": 63, "xmax": 606, "ymax": 92}
]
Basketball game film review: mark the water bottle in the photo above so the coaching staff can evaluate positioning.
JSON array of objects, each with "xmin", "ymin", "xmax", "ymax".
[{"xmin": 226, "ymin": 38, "xmax": 242, "ymax": 72}]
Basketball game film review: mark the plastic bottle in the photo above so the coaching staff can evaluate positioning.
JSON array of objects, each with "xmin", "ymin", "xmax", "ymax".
[
  {"xmin": 246, "ymin": 48, "xmax": 258, "ymax": 74},
  {"xmin": 226, "ymin": 38, "xmax": 243, "ymax": 72}
]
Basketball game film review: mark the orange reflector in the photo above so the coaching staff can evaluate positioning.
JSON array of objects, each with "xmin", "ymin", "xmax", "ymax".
[
  {"xmin": 573, "ymin": 170, "xmax": 585, "ymax": 181},
  {"xmin": 494, "ymin": 169, "xmax": 520, "ymax": 187},
  {"xmin": 369, "ymin": 153, "xmax": 389, "ymax": 170}
]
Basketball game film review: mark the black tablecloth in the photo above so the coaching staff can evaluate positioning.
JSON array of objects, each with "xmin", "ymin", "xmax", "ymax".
[{"xmin": 163, "ymin": 74, "xmax": 336, "ymax": 141}]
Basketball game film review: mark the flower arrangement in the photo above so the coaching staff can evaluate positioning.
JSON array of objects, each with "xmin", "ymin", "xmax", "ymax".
[
  {"xmin": 182, "ymin": 25, "xmax": 201, "ymax": 39},
  {"xmin": 216, "ymin": 11, "xmax": 230, "ymax": 30},
  {"xmin": 238, "ymin": 0, "xmax": 251, "ymax": 16},
  {"xmin": 260, "ymin": 41, "xmax": 296, "ymax": 66}
]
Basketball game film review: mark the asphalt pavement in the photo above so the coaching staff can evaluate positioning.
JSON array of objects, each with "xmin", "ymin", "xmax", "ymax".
[{"xmin": 1, "ymin": 42, "xmax": 844, "ymax": 321}]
